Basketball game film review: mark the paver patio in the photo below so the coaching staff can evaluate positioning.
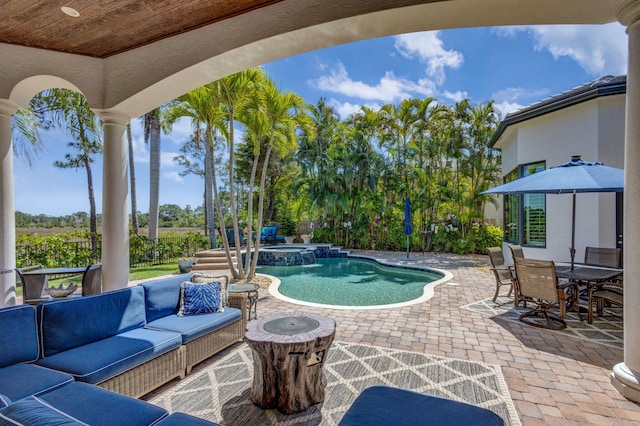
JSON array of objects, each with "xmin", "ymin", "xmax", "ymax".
[{"xmin": 146, "ymin": 250, "xmax": 639, "ymax": 425}]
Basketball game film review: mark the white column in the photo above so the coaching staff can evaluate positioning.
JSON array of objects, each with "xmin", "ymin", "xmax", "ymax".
[
  {"xmin": 98, "ymin": 111, "xmax": 131, "ymax": 292},
  {"xmin": 613, "ymin": 0, "xmax": 640, "ymax": 402},
  {"xmin": 0, "ymin": 100, "xmax": 19, "ymax": 307}
]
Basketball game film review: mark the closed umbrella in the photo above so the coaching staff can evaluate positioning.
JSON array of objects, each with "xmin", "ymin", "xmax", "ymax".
[
  {"xmin": 483, "ymin": 155, "xmax": 624, "ymax": 270},
  {"xmin": 404, "ymin": 197, "xmax": 412, "ymax": 259}
]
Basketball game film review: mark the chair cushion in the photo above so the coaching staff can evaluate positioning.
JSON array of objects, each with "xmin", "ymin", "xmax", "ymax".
[
  {"xmin": 37, "ymin": 382, "xmax": 168, "ymax": 426},
  {"xmin": 0, "ymin": 395, "xmax": 88, "ymax": 425},
  {"xmin": 146, "ymin": 307, "xmax": 242, "ymax": 344},
  {"xmin": 178, "ymin": 282, "xmax": 222, "ymax": 316},
  {"xmin": 0, "ymin": 305, "xmax": 39, "ymax": 367},
  {"xmin": 37, "ymin": 287, "xmax": 147, "ymax": 357},
  {"xmin": 140, "ymin": 274, "xmax": 194, "ymax": 322},
  {"xmin": 0, "ymin": 364, "xmax": 74, "ymax": 402},
  {"xmin": 338, "ymin": 385, "xmax": 504, "ymax": 426},
  {"xmin": 35, "ymin": 328, "xmax": 182, "ymax": 385}
]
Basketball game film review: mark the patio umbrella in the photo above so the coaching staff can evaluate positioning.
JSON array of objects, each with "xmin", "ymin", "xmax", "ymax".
[
  {"xmin": 483, "ymin": 155, "xmax": 624, "ymax": 270},
  {"xmin": 404, "ymin": 197, "xmax": 412, "ymax": 259}
]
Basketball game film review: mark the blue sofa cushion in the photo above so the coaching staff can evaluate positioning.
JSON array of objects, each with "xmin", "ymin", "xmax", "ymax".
[
  {"xmin": 178, "ymin": 282, "xmax": 222, "ymax": 316},
  {"xmin": 0, "ymin": 364, "xmax": 74, "ymax": 402},
  {"xmin": 0, "ymin": 395, "xmax": 9, "ymax": 409},
  {"xmin": 0, "ymin": 395, "xmax": 88, "ymax": 425},
  {"xmin": 146, "ymin": 307, "xmax": 242, "ymax": 344},
  {"xmin": 339, "ymin": 385, "xmax": 505, "ymax": 426},
  {"xmin": 140, "ymin": 274, "xmax": 194, "ymax": 322},
  {"xmin": 35, "ymin": 328, "xmax": 181, "ymax": 385},
  {"xmin": 37, "ymin": 287, "xmax": 147, "ymax": 358},
  {"xmin": 0, "ymin": 305, "xmax": 39, "ymax": 367},
  {"xmin": 37, "ymin": 382, "xmax": 168, "ymax": 426}
]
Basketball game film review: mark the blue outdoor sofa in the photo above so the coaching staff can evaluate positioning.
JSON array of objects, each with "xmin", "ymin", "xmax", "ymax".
[{"xmin": 0, "ymin": 273, "xmax": 247, "ymax": 425}]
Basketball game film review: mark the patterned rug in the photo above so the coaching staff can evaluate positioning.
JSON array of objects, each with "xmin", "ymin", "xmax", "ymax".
[
  {"xmin": 461, "ymin": 296, "xmax": 623, "ymax": 349},
  {"xmin": 150, "ymin": 341, "xmax": 520, "ymax": 426}
]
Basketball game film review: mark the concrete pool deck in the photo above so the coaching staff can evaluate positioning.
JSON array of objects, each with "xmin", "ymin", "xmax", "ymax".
[{"xmin": 244, "ymin": 250, "xmax": 640, "ymax": 424}]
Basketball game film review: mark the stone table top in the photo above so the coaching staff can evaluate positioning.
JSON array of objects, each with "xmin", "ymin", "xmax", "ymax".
[{"xmin": 245, "ymin": 311, "xmax": 335, "ymax": 344}]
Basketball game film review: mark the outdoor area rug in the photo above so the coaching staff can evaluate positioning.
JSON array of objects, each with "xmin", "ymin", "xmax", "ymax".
[
  {"xmin": 461, "ymin": 296, "xmax": 623, "ymax": 349},
  {"xmin": 150, "ymin": 340, "xmax": 521, "ymax": 426}
]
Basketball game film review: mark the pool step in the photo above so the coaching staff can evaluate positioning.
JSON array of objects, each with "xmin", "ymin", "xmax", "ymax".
[{"xmin": 193, "ymin": 249, "xmax": 235, "ymax": 271}]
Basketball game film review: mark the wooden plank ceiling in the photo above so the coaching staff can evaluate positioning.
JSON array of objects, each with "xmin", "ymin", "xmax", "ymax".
[{"xmin": 0, "ymin": 0, "xmax": 283, "ymax": 58}]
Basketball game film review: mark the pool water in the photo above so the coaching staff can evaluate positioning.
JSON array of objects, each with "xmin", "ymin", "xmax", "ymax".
[{"xmin": 259, "ymin": 257, "xmax": 444, "ymax": 307}]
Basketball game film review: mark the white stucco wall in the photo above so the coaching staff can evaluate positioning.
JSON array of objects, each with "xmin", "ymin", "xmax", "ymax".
[{"xmin": 493, "ymin": 93, "xmax": 625, "ymax": 264}]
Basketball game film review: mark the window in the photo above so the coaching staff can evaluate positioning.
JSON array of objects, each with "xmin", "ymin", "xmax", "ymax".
[{"xmin": 503, "ymin": 161, "xmax": 546, "ymax": 247}]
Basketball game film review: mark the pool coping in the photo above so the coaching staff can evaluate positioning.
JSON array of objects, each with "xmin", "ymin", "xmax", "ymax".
[{"xmin": 265, "ymin": 254, "xmax": 454, "ymax": 310}]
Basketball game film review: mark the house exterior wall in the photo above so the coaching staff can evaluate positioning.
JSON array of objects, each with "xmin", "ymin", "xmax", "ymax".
[{"xmin": 491, "ymin": 93, "xmax": 625, "ymax": 264}]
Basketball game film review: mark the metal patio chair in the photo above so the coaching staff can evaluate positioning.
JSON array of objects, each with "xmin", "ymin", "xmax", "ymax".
[{"xmin": 486, "ymin": 247, "xmax": 514, "ymax": 303}]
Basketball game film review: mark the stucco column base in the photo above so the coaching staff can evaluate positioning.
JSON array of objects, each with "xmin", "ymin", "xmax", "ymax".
[{"xmin": 612, "ymin": 363, "xmax": 640, "ymax": 402}]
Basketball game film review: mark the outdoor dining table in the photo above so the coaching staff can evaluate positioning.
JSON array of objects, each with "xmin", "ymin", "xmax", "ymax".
[
  {"xmin": 19, "ymin": 266, "xmax": 88, "ymax": 303},
  {"xmin": 555, "ymin": 263, "xmax": 623, "ymax": 283}
]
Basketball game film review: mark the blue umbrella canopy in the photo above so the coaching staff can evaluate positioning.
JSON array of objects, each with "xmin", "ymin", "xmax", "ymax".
[
  {"xmin": 483, "ymin": 155, "xmax": 624, "ymax": 270},
  {"xmin": 483, "ymin": 156, "xmax": 624, "ymax": 195},
  {"xmin": 404, "ymin": 197, "xmax": 412, "ymax": 235}
]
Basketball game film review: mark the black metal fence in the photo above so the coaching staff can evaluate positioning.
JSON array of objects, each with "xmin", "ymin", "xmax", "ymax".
[{"xmin": 16, "ymin": 234, "xmax": 211, "ymax": 269}]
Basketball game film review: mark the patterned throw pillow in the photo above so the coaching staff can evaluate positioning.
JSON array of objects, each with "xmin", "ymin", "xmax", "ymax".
[
  {"xmin": 0, "ymin": 394, "xmax": 10, "ymax": 409},
  {"xmin": 191, "ymin": 273, "xmax": 229, "ymax": 308},
  {"xmin": 177, "ymin": 282, "xmax": 222, "ymax": 316}
]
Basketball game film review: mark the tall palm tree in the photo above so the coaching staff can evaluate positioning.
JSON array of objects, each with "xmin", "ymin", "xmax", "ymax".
[
  {"xmin": 247, "ymin": 79, "xmax": 314, "ymax": 277},
  {"xmin": 30, "ymin": 88, "xmax": 102, "ymax": 253},
  {"xmin": 163, "ymin": 86, "xmax": 234, "ymax": 270},
  {"xmin": 11, "ymin": 109, "xmax": 44, "ymax": 166},
  {"xmin": 142, "ymin": 108, "xmax": 162, "ymax": 242},
  {"xmin": 212, "ymin": 69, "xmax": 262, "ymax": 278},
  {"xmin": 127, "ymin": 123, "xmax": 139, "ymax": 235}
]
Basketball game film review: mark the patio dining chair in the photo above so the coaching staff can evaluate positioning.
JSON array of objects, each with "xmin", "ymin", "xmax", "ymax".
[
  {"xmin": 512, "ymin": 257, "xmax": 581, "ymax": 330},
  {"xmin": 81, "ymin": 264, "xmax": 102, "ymax": 296},
  {"xmin": 486, "ymin": 247, "xmax": 514, "ymax": 303},
  {"xmin": 588, "ymin": 280, "xmax": 623, "ymax": 324},
  {"xmin": 15, "ymin": 265, "xmax": 48, "ymax": 305},
  {"xmin": 584, "ymin": 246, "xmax": 622, "ymax": 268},
  {"xmin": 508, "ymin": 244, "xmax": 525, "ymax": 261}
]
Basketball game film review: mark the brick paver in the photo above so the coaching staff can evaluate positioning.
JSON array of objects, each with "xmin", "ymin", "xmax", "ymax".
[{"xmin": 251, "ymin": 250, "xmax": 640, "ymax": 425}]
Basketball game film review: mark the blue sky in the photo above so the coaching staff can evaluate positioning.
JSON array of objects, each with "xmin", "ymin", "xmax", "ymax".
[{"xmin": 13, "ymin": 23, "xmax": 627, "ymax": 216}]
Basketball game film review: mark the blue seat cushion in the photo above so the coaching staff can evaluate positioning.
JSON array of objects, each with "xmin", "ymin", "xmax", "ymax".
[
  {"xmin": 0, "ymin": 395, "xmax": 88, "ymax": 425},
  {"xmin": 339, "ymin": 385, "xmax": 505, "ymax": 426},
  {"xmin": 35, "ymin": 328, "xmax": 182, "ymax": 385},
  {"xmin": 156, "ymin": 412, "xmax": 220, "ymax": 426},
  {"xmin": 0, "ymin": 364, "xmax": 74, "ymax": 402},
  {"xmin": 0, "ymin": 305, "xmax": 39, "ymax": 367},
  {"xmin": 140, "ymin": 275, "xmax": 194, "ymax": 322},
  {"xmin": 146, "ymin": 308, "xmax": 241, "ymax": 344},
  {"xmin": 37, "ymin": 287, "xmax": 147, "ymax": 357},
  {"xmin": 37, "ymin": 382, "xmax": 168, "ymax": 426}
]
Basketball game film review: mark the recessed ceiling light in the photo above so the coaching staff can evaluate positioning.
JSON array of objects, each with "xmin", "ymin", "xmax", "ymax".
[{"xmin": 61, "ymin": 6, "xmax": 80, "ymax": 17}]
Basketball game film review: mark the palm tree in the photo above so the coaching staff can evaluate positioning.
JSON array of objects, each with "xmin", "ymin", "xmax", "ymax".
[
  {"xmin": 214, "ymin": 68, "xmax": 262, "ymax": 279},
  {"xmin": 163, "ymin": 86, "xmax": 233, "ymax": 269},
  {"xmin": 247, "ymin": 79, "xmax": 314, "ymax": 277},
  {"xmin": 127, "ymin": 123, "xmax": 139, "ymax": 235},
  {"xmin": 30, "ymin": 88, "xmax": 102, "ymax": 253},
  {"xmin": 142, "ymin": 108, "xmax": 162, "ymax": 242},
  {"xmin": 11, "ymin": 109, "xmax": 44, "ymax": 166}
]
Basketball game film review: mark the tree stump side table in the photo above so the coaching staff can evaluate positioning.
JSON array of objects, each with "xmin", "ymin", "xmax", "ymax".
[{"xmin": 244, "ymin": 311, "xmax": 336, "ymax": 414}]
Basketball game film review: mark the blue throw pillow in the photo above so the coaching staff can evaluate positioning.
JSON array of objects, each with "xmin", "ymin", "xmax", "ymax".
[
  {"xmin": 177, "ymin": 282, "xmax": 221, "ymax": 316},
  {"xmin": 0, "ymin": 395, "xmax": 88, "ymax": 425},
  {"xmin": 0, "ymin": 395, "xmax": 10, "ymax": 409}
]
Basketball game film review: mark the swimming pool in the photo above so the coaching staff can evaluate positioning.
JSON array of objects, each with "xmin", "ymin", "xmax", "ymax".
[{"xmin": 261, "ymin": 257, "xmax": 452, "ymax": 309}]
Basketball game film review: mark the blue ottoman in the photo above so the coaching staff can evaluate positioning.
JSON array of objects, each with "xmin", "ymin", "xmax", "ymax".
[{"xmin": 339, "ymin": 385, "xmax": 505, "ymax": 426}]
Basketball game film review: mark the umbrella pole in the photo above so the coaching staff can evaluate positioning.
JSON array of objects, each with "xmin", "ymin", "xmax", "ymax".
[
  {"xmin": 406, "ymin": 235, "xmax": 410, "ymax": 260},
  {"xmin": 571, "ymin": 190, "xmax": 576, "ymax": 271}
]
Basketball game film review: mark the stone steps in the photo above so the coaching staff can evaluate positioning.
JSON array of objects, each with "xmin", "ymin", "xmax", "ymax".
[{"xmin": 193, "ymin": 249, "xmax": 235, "ymax": 271}]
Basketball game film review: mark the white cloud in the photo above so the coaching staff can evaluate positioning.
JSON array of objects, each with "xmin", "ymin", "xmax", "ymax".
[
  {"xmin": 442, "ymin": 90, "xmax": 468, "ymax": 103},
  {"xmin": 496, "ymin": 23, "xmax": 627, "ymax": 76},
  {"xmin": 327, "ymin": 99, "xmax": 382, "ymax": 120},
  {"xmin": 164, "ymin": 171, "xmax": 184, "ymax": 183},
  {"xmin": 393, "ymin": 31, "xmax": 464, "ymax": 85},
  {"xmin": 308, "ymin": 63, "xmax": 436, "ymax": 103},
  {"xmin": 493, "ymin": 101, "xmax": 525, "ymax": 117},
  {"xmin": 161, "ymin": 151, "xmax": 180, "ymax": 167}
]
